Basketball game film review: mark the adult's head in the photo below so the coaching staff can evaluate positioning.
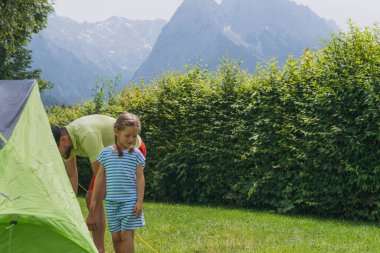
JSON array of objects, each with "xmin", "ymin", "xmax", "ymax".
[
  {"xmin": 51, "ymin": 125, "xmax": 73, "ymax": 160},
  {"xmin": 113, "ymin": 113, "xmax": 141, "ymax": 157}
]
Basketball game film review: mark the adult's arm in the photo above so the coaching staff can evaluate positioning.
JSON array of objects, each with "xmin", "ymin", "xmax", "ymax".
[{"xmin": 64, "ymin": 155, "xmax": 78, "ymax": 194}]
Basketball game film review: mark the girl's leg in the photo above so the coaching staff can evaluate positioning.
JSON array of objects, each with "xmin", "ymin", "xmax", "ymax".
[
  {"xmin": 111, "ymin": 231, "xmax": 127, "ymax": 253},
  {"xmin": 120, "ymin": 230, "xmax": 135, "ymax": 253}
]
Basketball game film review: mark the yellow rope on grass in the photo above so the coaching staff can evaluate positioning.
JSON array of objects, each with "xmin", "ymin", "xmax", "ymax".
[{"xmin": 136, "ymin": 234, "xmax": 159, "ymax": 253}]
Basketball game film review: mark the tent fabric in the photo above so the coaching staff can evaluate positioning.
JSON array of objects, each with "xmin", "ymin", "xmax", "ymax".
[
  {"xmin": 0, "ymin": 80, "xmax": 35, "ymax": 149},
  {"xmin": 0, "ymin": 80, "xmax": 97, "ymax": 253}
]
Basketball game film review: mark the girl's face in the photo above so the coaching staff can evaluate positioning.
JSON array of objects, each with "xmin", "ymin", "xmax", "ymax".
[{"xmin": 114, "ymin": 126, "xmax": 139, "ymax": 149}]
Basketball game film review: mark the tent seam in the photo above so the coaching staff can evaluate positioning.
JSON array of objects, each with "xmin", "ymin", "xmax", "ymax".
[{"xmin": 0, "ymin": 131, "xmax": 7, "ymax": 143}]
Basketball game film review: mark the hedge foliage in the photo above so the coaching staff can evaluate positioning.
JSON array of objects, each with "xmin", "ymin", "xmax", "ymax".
[{"xmin": 48, "ymin": 25, "xmax": 380, "ymax": 220}]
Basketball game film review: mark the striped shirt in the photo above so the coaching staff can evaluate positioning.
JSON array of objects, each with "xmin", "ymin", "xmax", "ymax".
[{"xmin": 97, "ymin": 145, "xmax": 145, "ymax": 202}]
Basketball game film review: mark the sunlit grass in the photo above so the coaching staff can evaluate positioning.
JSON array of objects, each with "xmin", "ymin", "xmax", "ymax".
[{"xmin": 78, "ymin": 198, "xmax": 380, "ymax": 253}]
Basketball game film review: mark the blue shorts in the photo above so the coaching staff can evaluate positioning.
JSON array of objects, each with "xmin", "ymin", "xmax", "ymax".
[{"xmin": 105, "ymin": 200, "xmax": 146, "ymax": 233}]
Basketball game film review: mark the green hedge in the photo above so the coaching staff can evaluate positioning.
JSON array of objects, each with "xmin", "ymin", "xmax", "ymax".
[{"xmin": 48, "ymin": 25, "xmax": 380, "ymax": 220}]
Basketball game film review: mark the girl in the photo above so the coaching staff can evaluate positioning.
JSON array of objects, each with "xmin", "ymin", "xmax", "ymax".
[{"xmin": 87, "ymin": 113, "xmax": 146, "ymax": 253}]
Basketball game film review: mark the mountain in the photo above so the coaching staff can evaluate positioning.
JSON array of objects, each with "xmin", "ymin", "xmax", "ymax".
[
  {"xmin": 30, "ymin": 15, "xmax": 166, "ymax": 105},
  {"xmin": 30, "ymin": 34, "xmax": 107, "ymax": 105},
  {"xmin": 133, "ymin": 0, "xmax": 258, "ymax": 81},
  {"xmin": 31, "ymin": 0, "xmax": 337, "ymax": 104},
  {"xmin": 132, "ymin": 0, "xmax": 337, "ymax": 81}
]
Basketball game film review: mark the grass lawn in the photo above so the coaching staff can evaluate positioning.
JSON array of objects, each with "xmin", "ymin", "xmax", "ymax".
[{"xmin": 78, "ymin": 197, "xmax": 380, "ymax": 253}]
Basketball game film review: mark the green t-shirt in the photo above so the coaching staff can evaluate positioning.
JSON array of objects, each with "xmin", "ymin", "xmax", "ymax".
[{"xmin": 65, "ymin": 115, "xmax": 141, "ymax": 162}]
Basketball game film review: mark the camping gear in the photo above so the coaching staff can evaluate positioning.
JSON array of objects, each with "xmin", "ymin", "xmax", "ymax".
[{"xmin": 0, "ymin": 80, "xmax": 97, "ymax": 252}]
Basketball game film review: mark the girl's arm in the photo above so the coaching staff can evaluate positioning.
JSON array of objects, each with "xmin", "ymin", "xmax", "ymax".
[
  {"xmin": 86, "ymin": 163, "xmax": 105, "ymax": 231},
  {"xmin": 90, "ymin": 163, "xmax": 105, "ymax": 212},
  {"xmin": 134, "ymin": 164, "xmax": 145, "ymax": 217}
]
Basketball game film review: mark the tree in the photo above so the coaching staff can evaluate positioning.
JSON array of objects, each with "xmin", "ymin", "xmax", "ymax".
[{"xmin": 0, "ymin": 0, "xmax": 54, "ymax": 92}]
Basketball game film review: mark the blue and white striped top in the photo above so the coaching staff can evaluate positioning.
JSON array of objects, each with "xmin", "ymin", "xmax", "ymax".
[{"xmin": 97, "ymin": 145, "xmax": 145, "ymax": 202}]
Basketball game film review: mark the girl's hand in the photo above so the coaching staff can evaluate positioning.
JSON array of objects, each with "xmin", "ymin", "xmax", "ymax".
[
  {"xmin": 86, "ymin": 206, "xmax": 98, "ymax": 231},
  {"xmin": 134, "ymin": 201, "xmax": 143, "ymax": 218},
  {"xmin": 86, "ymin": 214, "xmax": 98, "ymax": 231}
]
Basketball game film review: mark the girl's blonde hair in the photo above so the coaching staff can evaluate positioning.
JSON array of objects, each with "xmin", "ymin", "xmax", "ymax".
[{"xmin": 114, "ymin": 113, "xmax": 141, "ymax": 157}]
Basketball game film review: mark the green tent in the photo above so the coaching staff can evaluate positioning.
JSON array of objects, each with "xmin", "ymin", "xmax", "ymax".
[{"xmin": 0, "ymin": 80, "xmax": 97, "ymax": 253}]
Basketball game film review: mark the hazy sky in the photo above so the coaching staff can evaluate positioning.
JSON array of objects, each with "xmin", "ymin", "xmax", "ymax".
[{"xmin": 53, "ymin": 0, "xmax": 379, "ymax": 29}]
